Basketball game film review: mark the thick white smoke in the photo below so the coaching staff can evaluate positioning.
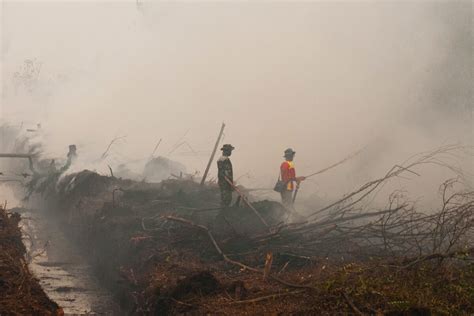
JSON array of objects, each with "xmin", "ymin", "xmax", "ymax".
[{"xmin": 1, "ymin": 1, "xmax": 472, "ymax": 208}]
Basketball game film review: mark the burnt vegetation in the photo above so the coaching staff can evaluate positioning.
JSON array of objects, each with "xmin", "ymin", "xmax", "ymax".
[{"xmin": 0, "ymin": 125, "xmax": 473, "ymax": 315}]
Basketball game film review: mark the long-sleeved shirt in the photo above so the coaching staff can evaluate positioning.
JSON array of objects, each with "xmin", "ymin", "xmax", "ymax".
[
  {"xmin": 217, "ymin": 156, "xmax": 233, "ymax": 188},
  {"xmin": 280, "ymin": 161, "xmax": 296, "ymax": 191}
]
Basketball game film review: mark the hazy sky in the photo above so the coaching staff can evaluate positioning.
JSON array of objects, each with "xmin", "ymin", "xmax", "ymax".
[{"xmin": 1, "ymin": 1, "xmax": 472, "ymax": 203}]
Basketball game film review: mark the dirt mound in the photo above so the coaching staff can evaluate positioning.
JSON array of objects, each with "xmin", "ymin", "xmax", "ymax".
[
  {"xmin": 210, "ymin": 202, "xmax": 287, "ymax": 245},
  {"xmin": 0, "ymin": 207, "xmax": 61, "ymax": 315},
  {"xmin": 172, "ymin": 271, "xmax": 220, "ymax": 299},
  {"xmin": 58, "ymin": 170, "xmax": 114, "ymax": 198}
]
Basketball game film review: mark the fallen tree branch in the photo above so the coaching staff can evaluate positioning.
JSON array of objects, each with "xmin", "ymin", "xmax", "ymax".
[
  {"xmin": 162, "ymin": 215, "xmax": 316, "ymax": 290},
  {"xmin": 100, "ymin": 136, "xmax": 126, "ymax": 160},
  {"xmin": 401, "ymin": 247, "xmax": 474, "ymax": 269},
  {"xmin": 225, "ymin": 177, "xmax": 269, "ymax": 228},
  {"xmin": 307, "ymin": 145, "xmax": 469, "ymax": 220},
  {"xmin": 342, "ymin": 291, "xmax": 364, "ymax": 316},
  {"xmin": 108, "ymin": 165, "xmax": 114, "ymax": 178},
  {"xmin": 305, "ymin": 147, "xmax": 364, "ymax": 178},
  {"xmin": 229, "ymin": 290, "xmax": 306, "ymax": 304}
]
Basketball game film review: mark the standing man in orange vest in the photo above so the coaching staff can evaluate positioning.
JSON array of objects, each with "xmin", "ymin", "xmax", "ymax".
[{"xmin": 280, "ymin": 148, "xmax": 305, "ymax": 208}]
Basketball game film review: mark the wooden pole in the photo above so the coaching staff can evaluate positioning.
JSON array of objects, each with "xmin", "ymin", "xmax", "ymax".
[
  {"xmin": 0, "ymin": 153, "xmax": 37, "ymax": 158},
  {"xmin": 149, "ymin": 138, "xmax": 162, "ymax": 159},
  {"xmin": 0, "ymin": 153, "xmax": 37, "ymax": 173},
  {"xmin": 292, "ymin": 183, "xmax": 300, "ymax": 203},
  {"xmin": 200, "ymin": 122, "xmax": 225, "ymax": 185}
]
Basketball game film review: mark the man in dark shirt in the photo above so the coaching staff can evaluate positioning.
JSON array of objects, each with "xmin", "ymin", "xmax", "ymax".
[{"xmin": 217, "ymin": 144, "xmax": 235, "ymax": 207}]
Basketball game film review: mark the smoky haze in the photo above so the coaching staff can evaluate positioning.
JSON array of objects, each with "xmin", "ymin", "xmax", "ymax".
[{"xmin": 1, "ymin": 1, "xmax": 472, "ymax": 206}]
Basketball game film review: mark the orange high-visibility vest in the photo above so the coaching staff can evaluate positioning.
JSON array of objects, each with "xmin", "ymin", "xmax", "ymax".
[{"xmin": 280, "ymin": 161, "xmax": 296, "ymax": 191}]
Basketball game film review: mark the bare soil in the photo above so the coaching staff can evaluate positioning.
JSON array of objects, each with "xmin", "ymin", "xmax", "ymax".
[{"xmin": 0, "ymin": 207, "xmax": 62, "ymax": 316}]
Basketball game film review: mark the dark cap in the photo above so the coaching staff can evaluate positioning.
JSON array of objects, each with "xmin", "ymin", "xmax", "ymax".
[
  {"xmin": 221, "ymin": 144, "xmax": 235, "ymax": 151},
  {"xmin": 284, "ymin": 148, "xmax": 296, "ymax": 157}
]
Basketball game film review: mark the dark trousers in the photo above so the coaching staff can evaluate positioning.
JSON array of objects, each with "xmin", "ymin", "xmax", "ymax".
[
  {"xmin": 280, "ymin": 190, "xmax": 294, "ymax": 208},
  {"xmin": 220, "ymin": 186, "xmax": 233, "ymax": 207}
]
